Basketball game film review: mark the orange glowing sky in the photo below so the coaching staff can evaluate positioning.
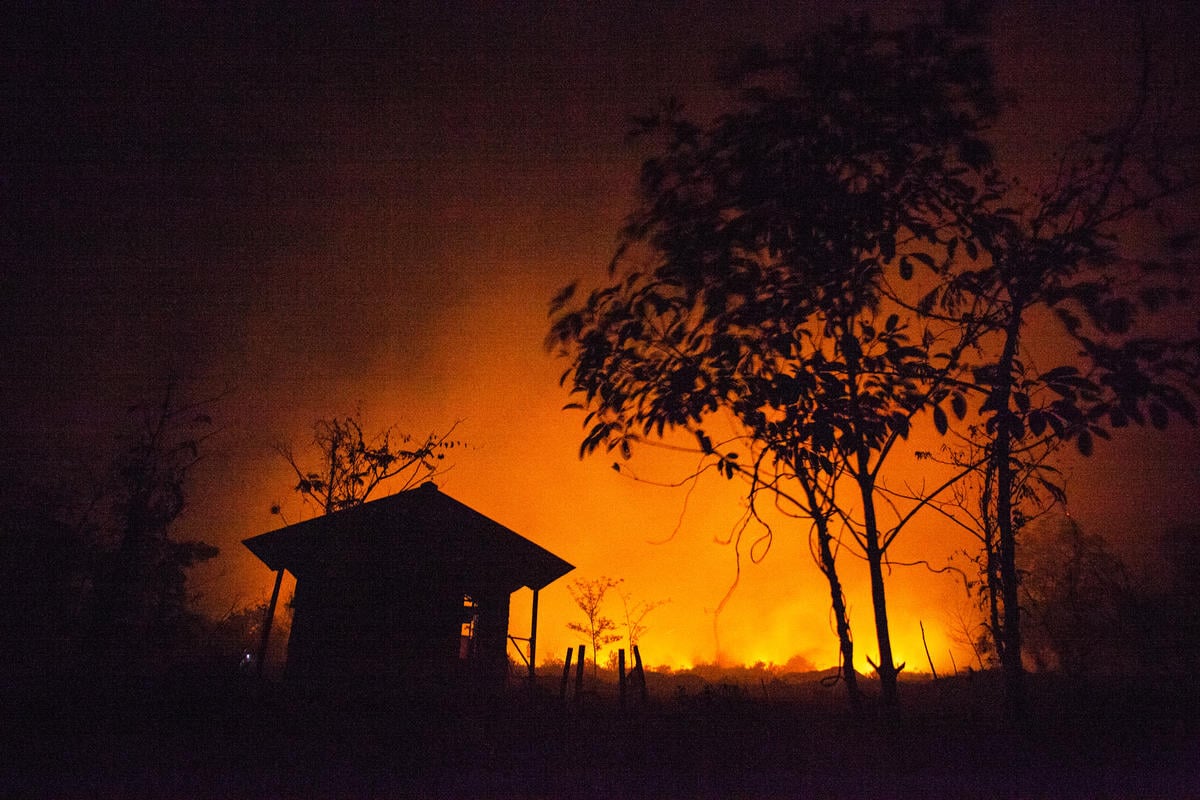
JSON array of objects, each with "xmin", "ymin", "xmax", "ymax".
[{"xmin": 3, "ymin": 2, "xmax": 1198, "ymax": 674}]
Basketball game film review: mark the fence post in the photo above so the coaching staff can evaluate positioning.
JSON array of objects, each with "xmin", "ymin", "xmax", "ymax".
[
  {"xmin": 574, "ymin": 644, "xmax": 586, "ymax": 702},
  {"xmin": 633, "ymin": 645, "xmax": 648, "ymax": 704},
  {"xmin": 618, "ymin": 648, "xmax": 627, "ymax": 708},
  {"xmin": 559, "ymin": 647, "xmax": 573, "ymax": 701}
]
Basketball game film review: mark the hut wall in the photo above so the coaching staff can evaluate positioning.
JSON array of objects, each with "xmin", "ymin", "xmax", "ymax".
[{"xmin": 284, "ymin": 572, "xmax": 513, "ymax": 689}]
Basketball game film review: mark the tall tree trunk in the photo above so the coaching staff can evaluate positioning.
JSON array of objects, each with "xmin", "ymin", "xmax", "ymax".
[
  {"xmin": 858, "ymin": 454, "xmax": 900, "ymax": 706},
  {"xmin": 992, "ymin": 299, "xmax": 1027, "ymax": 721},
  {"xmin": 980, "ymin": 458, "xmax": 1005, "ymax": 666},
  {"xmin": 995, "ymin": 444, "xmax": 1025, "ymax": 719},
  {"xmin": 985, "ymin": 534, "xmax": 1004, "ymax": 666}
]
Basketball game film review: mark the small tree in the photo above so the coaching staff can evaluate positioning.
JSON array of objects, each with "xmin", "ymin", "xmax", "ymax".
[
  {"xmin": 276, "ymin": 412, "xmax": 461, "ymax": 516},
  {"xmin": 566, "ymin": 576, "xmax": 623, "ymax": 678},
  {"xmin": 945, "ymin": 596, "xmax": 992, "ymax": 672},
  {"xmin": 619, "ymin": 587, "xmax": 669, "ymax": 655},
  {"xmin": 913, "ymin": 436, "xmax": 1064, "ymax": 673},
  {"xmin": 1019, "ymin": 516, "xmax": 1128, "ymax": 676}
]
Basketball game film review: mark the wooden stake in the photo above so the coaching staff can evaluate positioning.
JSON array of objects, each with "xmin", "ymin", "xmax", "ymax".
[
  {"xmin": 560, "ymin": 647, "xmax": 573, "ymax": 700},
  {"xmin": 633, "ymin": 645, "xmax": 647, "ymax": 704},
  {"xmin": 618, "ymin": 648, "xmax": 627, "ymax": 708},
  {"xmin": 574, "ymin": 644, "xmax": 585, "ymax": 700}
]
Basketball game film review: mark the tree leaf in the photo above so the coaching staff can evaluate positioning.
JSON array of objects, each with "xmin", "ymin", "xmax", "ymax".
[
  {"xmin": 950, "ymin": 392, "xmax": 967, "ymax": 420},
  {"xmin": 933, "ymin": 405, "xmax": 948, "ymax": 435},
  {"xmin": 1028, "ymin": 410, "xmax": 1046, "ymax": 437}
]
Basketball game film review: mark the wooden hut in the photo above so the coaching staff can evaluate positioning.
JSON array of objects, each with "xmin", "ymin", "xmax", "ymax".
[{"xmin": 242, "ymin": 482, "xmax": 573, "ymax": 690}]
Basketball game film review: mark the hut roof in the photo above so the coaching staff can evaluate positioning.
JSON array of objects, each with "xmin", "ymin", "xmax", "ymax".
[{"xmin": 242, "ymin": 482, "xmax": 573, "ymax": 593}]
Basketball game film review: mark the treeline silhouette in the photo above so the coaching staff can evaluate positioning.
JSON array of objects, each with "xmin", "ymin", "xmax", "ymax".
[{"xmin": 0, "ymin": 381, "xmax": 268, "ymax": 691}]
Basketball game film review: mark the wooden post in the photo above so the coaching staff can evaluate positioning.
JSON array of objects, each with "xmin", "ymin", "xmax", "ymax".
[
  {"xmin": 528, "ymin": 588, "xmax": 540, "ymax": 686},
  {"xmin": 618, "ymin": 648, "xmax": 627, "ymax": 708},
  {"xmin": 633, "ymin": 645, "xmax": 647, "ymax": 704},
  {"xmin": 574, "ymin": 644, "xmax": 585, "ymax": 700},
  {"xmin": 256, "ymin": 568, "xmax": 284, "ymax": 678},
  {"xmin": 560, "ymin": 647, "xmax": 573, "ymax": 700}
]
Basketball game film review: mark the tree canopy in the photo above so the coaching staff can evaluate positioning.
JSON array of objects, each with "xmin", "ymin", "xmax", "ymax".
[
  {"xmin": 275, "ymin": 412, "xmax": 462, "ymax": 517},
  {"xmin": 550, "ymin": 5, "xmax": 1197, "ymax": 712},
  {"xmin": 550, "ymin": 8, "xmax": 1003, "ymax": 707}
]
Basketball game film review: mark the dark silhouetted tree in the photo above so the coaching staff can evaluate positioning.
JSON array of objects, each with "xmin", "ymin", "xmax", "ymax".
[
  {"xmin": 550, "ymin": 7, "xmax": 1000, "ymax": 706},
  {"xmin": 89, "ymin": 380, "xmax": 220, "ymax": 662},
  {"xmin": 275, "ymin": 412, "xmax": 461, "ymax": 516},
  {"xmin": 913, "ymin": 436, "xmax": 1064, "ymax": 675},
  {"xmin": 566, "ymin": 576, "xmax": 623, "ymax": 678},
  {"xmin": 921, "ymin": 28, "xmax": 1200, "ymax": 714}
]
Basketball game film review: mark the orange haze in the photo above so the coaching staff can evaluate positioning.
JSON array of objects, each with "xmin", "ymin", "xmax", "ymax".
[
  {"xmin": 186, "ymin": 257, "xmax": 1199, "ymax": 676},
  {"xmin": 2, "ymin": 1, "xmax": 1196, "ymax": 692},
  {"xmin": 106, "ymin": 1, "xmax": 1199, "ymax": 676}
]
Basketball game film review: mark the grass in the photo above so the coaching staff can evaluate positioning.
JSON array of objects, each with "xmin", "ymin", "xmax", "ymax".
[{"xmin": 2, "ymin": 667, "xmax": 1197, "ymax": 798}]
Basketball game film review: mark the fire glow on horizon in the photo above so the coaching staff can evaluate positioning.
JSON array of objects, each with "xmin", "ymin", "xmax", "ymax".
[
  {"xmin": 215, "ymin": 226, "xmax": 1200, "ymax": 677},
  {"xmin": 6, "ymin": 2, "xmax": 1197, "ymax": 678},
  {"xmin": 223, "ymin": 343, "xmax": 1016, "ymax": 678}
]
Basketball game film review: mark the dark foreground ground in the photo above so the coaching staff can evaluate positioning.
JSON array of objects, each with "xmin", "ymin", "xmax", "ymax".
[{"xmin": 3, "ymin": 671, "xmax": 1197, "ymax": 799}]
